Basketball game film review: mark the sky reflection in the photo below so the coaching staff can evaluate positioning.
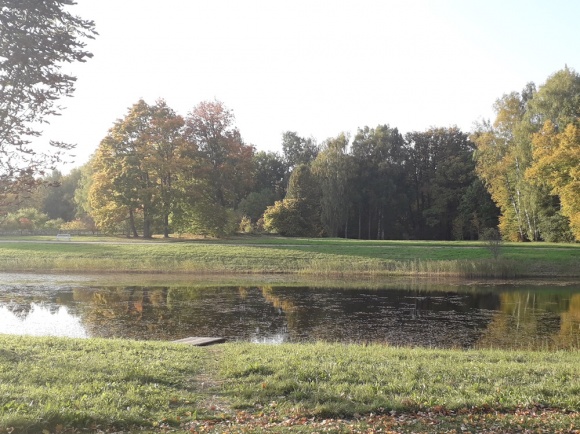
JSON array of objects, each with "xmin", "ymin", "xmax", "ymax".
[{"xmin": 0, "ymin": 303, "xmax": 87, "ymax": 338}]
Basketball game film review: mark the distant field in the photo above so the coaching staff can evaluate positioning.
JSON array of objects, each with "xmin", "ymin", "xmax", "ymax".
[{"xmin": 0, "ymin": 235, "xmax": 578, "ymax": 278}]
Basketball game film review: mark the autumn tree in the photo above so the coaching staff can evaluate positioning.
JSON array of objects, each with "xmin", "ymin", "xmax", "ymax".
[
  {"xmin": 0, "ymin": 0, "xmax": 96, "ymax": 207},
  {"xmin": 474, "ymin": 68, "xmax": 580, "ymax": 241},
  {"xmin": 89, "ymin": 99, "xmax": 189, "ymax": 238},
  {"xmin": 144, "ymin": 100, "xmax": 189, "ymax": 237},
  {"xmin": 473, "ymin": 89, "xmax": 541, "ymax": 241},
  {"xmin": 181, "ymin": 101, "xmax": 254, "ymax": 235},
  {"xmin": 185, "ymin": 101, "xmax": 254, "ymax": 208},
  {"xmin": 528, "ymin": 121, "xmax": 580, "ymax": 240}
]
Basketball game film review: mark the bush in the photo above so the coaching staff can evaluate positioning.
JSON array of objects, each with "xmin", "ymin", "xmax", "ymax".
[
  {"xmin": 480, "ymin": 227, "xmax": 503, "ymax": 259},
  {"xmin": 263, "ymin": 199, "xmax": 320, "ymax": 237}
]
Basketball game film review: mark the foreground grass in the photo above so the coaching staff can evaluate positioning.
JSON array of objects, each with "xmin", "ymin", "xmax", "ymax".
[
  {"xmin": 0, "ymin": 235, "xmax": 578, "ymax": 278},
  {"xmin": 1, "ymin": 336, "xmax": 580, "ymax": 433},
  {"xmin": 0, "ymin": 336, "xmax": 207, "ymax": 433}
]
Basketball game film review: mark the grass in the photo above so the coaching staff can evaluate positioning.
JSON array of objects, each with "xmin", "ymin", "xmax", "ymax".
[
  {"xmin": 0, "ymin": 235, "xmax": 578, "ymax": 278},
  {"xmin": 0, "ymin": 335, "xmax": 207, "ymax": 433},
  {"xmin": 219, "ymin": 343, "xmax": 580, "ymax": 415},
  {"xmin": 1, "ymin": 336, "xmax": 580, "ymax": 433}
]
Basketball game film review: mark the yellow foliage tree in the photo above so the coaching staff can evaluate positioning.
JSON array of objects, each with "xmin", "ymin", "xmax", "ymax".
[{"xmin": 528, "ymin": 121, "xmax": 580, "ymax": 241}]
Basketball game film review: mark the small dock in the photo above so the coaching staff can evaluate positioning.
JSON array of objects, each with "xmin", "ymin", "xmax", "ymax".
[{"xmin": 172, "ymin": 337, "xmax": 226, "ymax": 347}]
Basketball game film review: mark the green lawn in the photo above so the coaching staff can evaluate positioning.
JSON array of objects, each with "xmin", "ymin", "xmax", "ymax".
[
  {"xmin": 1, "ymin": 336, "xmax": 579, "ymax": 433},
  {"xmin": 0, "ymin": 235, "xmax": 577, "ymax": 278}
]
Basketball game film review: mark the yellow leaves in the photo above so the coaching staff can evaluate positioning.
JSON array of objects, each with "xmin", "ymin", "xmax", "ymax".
[{"xmin": 528, "ymin": 121, "xmax": 580, "ymax": 240}]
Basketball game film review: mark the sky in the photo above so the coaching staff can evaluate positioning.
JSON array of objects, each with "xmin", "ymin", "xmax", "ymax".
[{"xmin": 39, "ymin": 0, "xmax": 580, "ymax": 171}]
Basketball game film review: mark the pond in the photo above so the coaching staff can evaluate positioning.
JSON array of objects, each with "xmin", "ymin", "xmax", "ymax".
[{"xmin": 1, "ymin": 274, "xmax": 580, "ymax": 350}]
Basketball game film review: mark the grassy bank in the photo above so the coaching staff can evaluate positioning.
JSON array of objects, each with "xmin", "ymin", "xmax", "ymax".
[
  {"xmin": 0, "ymin": 236, "xmax": 578, "ymax": 278},
  {"xmin": 0, "ymin": 336, "xmax": 579, "ymax": 433}
]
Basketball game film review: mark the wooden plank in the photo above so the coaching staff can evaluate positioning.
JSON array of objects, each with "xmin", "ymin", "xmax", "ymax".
[{"xmin": 172, "ymin": 337, "xmax": 226, "ymax": 346}]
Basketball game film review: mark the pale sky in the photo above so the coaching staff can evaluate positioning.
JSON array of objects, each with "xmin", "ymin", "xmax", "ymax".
[{"xmin": 39, "ymin": 0, "xmax": 580, "ymax": 171}]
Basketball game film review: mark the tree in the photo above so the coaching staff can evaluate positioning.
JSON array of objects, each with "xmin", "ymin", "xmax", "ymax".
[
  {"xmin": 264, "ymin": 164, "xmax": 321, "ymax": 237},
  {"xmin": 454, "ymin": 178, "xmax": 499, "ymax": 240},
  {"xmin": 90, "ymin": 100, "xmax": 151, "ymax": 237},
  {"xmin": 142, "ymin": 100, "xmax": 188, "ymax": 237},
  {"xmin": 89, "ymin": 99, "xmax": 189, "ymax": 238},
  {"xmin": 0, "ymin": 1, "xmax": 96, "ymax": 206},
  {"xmin": 473, "ymin": 90, "xmax": 541, "ymax": 241},
  {"xmin": 237, "ymin": 151, "xmax": 287, "ymax": 224},
  {"xmin": 524, "ymin": 67, "xmax": 580, "ymax": 131},
  {"xmin": 0, "ymin": 207, "xmax": 49, "ymax": 234},
  {"xmin": 528, "ymin": 121, "xmax": 580, "ymax": 241},
  {"xmin": 185, "ymin": 100, "xmax": 254, "ymax": 209},
  {"xmin": 474, "ymin": 68, "xmax": 580, "ymax": 241},
  {"xmin": 238, "ymin": 189, "xmax": 277, "ymax": 223},
  {"xmin": 351, "ymin": 125, "xmax": 407, "ymax": 239},
  {"xmin": 406, "ymin": 127, "xmax": 476, "ymax": 240},
  {"xmin": 26, "ymin": 169, "xmax": 81, "ymax": 222},
  {"xmin": 252, "ymin": 151, "xmax": 287, "ymax": 199},
  {"xmin": 263, "ymin": 199, "xmax": 308, "ymax": 237},
  {"xmin": 281, "ymin": 131, "xmax": 318, "ymax": 170},
  {"xmin": 312, "ymin": 133, "xmax": 354, "ymax": 237}
]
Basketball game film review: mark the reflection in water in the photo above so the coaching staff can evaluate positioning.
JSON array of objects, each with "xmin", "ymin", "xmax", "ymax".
[
  {"xmin": 0, "ymin": 281, "xmax": 579, "ymax": 349},
  {"xmin": 0, "ymin": 303, "xmax": 87, "ymax": 338}
]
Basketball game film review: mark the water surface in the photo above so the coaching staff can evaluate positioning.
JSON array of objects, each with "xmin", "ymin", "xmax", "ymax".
[{"xmin": 1, "ymin": 275, "xmax": 579, "ymax": 350}]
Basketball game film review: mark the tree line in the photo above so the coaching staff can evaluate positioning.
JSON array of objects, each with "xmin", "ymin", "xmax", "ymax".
[
  {"xmin": 3, "ymin": 68, "xmax": 579, "ymax": 242},
  {"xmin": 1, "ymin": 3, "xmax": 578, "ymax": 242}
]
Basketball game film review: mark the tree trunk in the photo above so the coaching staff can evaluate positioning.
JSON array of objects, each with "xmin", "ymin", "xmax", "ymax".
[
  {"xmin": 128, "ymin": 208, "xmax": 139, "ymax": 238},
  {"xmin": 163, "ymin": 213, "xmax": 170, "ymax": 238}
]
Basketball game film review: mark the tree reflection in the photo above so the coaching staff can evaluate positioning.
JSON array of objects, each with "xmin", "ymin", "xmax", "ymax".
[
  {"xmin": 2, "ymin": 283, "xmax": 580, "ymax": 350},
  {"xmin": 476, "ymin": 291, "xmax": 580, "ymax": 350}
]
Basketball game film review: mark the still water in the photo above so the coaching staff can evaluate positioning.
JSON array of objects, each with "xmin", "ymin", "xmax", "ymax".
[{"xmin": 1, "ymin": 275, "xmax": 580, "ymax": 350}]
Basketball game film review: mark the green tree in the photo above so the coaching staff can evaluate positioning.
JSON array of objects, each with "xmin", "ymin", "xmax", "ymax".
[
  {"xmin": 351, "ymin": 125, "xmax": 407, "ymax": 239},
  {"xmin": 237, "ymin": 151, "xmax": 287, "ymax": 224},
  {"xmin": 238, "ymin": 189, "xmax": 277, "ymax": 223},
  {"xmin": 312, "ymin": 133, "xmax": 354, "ymax": 237},
  {"xmin": 281, "ymin": 131, "xmax": 318, "ymax": 170},
  {"xmin": 73, "ymin": 160, "xmax": 98, "ymax": 232},
  {"xmin": 29, "ymin": 169, "xmax": 82, "ymax": 222},
  {"xmin": 406, "ymin": 127, "xmax": 476, "ymax": 240},
  {"xmin": 473, "ymin": 89, "xmax": 540, "ymax": 241},
  {"xmin": 252, "ymin": 151, "xmax": 287, "ymax": 199},
  {"xmin": 0, "ymin": 0, "xmax": 96, "ymax": 206},
  {"xmin": 263, "ymin": 199, "xmax": 307, "ymax": 237},
  {"xmin": 264, "ymin": 164, "xmax": 321, "ymax": 237},
  {"xmin": 454, "ymin": 178, "xmax": 499, "ymax": 240}
]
